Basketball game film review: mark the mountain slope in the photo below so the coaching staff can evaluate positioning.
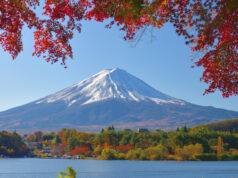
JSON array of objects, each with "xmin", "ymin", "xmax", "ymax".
[{"xmin": 0, "ymin": 68, "xmax": 238, "ymax": 132}]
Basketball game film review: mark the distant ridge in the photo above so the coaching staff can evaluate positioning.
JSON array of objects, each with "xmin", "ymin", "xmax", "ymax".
[
  {"xmin": 0, "ymin": 68, "xmax": 238, "ymax": 132},
  {"xmin": 194, "ymin": 119, "xmax": 238, "ymax": 132}
]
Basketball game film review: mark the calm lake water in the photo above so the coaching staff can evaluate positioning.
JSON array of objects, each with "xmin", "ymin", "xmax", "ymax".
[{"xmin": 0, "ymin": 159, "xmax": 237, "ymax": 178}]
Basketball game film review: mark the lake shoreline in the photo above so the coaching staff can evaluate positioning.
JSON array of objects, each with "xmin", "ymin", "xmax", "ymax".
[{"xmin": 1, "ymin": 156, "xmax": 237, "ymax": 162}]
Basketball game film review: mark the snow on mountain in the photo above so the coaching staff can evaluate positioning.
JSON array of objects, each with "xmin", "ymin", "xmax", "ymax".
[
  {"xmin": 36, "ymin": 68, "xmax": 185, "ymax": 106},
  {"xmin": 1, "ymin": 68, "xmax": 238, "ymax": 132}
]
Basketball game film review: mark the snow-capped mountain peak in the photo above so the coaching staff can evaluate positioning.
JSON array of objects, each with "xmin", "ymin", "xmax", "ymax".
[
  {"xmin": 2, "ymin": 68, "xmax": 238, "ymax": 132},
  {"xmin": 36, "ymin": 68, "xmax": 185, "ymax": 106}
]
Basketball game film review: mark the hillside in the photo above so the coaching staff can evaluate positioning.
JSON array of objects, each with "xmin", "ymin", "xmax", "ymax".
[{"xmin": 195, "ymin": 119, "xmax": 238, "ymax": 132}]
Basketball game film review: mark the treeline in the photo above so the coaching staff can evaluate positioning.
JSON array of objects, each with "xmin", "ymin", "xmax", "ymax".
[
  {"xmin": 196, "ymin": 119, "xmax": 238, "ymax": 132},
  {"xmin": 0, "ymin": 131, "xmax": 28, "ymax": 157},
  {"xmin": 26, "ymin": 125, "xmax": 238, "ymax": 161}
]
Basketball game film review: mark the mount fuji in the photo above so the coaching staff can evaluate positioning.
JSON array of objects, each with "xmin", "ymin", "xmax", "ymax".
[{"xmin": 0, "ymin": 68, "xmax": 237, "ymax": 132}]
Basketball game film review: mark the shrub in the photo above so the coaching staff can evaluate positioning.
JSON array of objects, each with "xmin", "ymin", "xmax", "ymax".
[
  {"xmin": 230, "ymin": 154, "xmax": 238, "ymax": 161},
  {"xmin": 57, "ymin": 166, "xmax": 76, "ymax": 178},
  {"xmin": 175, "ymin": 144, "xmax": 203, "ymax": 160},
  {"xmin": 196, "ymin": 153, "xmax": 217, "ymax": 161},
  {"xmin": 139, "ymin": 152, "xmax": 148, "ymax": 160},
  {"xmin": 144, "ymin": 145, "xmax": 168, "ymax": 160},
  {"xmin": 219, "ymin": 153, "xmax": 230, "ymax": 161},
  {"xmin": 101, "ymin": 149, "xmax": 118, "ymax": 160},
  {"xmin": 126, "ymin": 149, "xmax": 144, "ymax": 160},
  {"xmin": 118, "ymin": 153, "xmax": 125, "ymax": 160}
]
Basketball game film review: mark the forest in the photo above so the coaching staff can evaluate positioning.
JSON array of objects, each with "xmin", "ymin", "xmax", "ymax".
[
  {"xmin": 22, "ymin": 121, "xmax": 238, "ymax": 161},
  {"xmin": 1, "ymin": 119, "xmax": 238, "ymax": 160},
  {"xmin": 0, "ymin": 131, "xmax": 28, "ymax": 157}
]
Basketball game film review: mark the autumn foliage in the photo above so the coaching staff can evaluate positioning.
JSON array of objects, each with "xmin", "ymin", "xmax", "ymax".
[
  {"xmin": 6, "ymin": 125, "xmax": 238, "ymax": 160},
  {"xmin": 0, "ymin": 0, "xmax": 90, "ymax": 65},
  {"xmin": 0, "ymin": 131, "xmax": 28, "ymax": 157},
  {"xmin": 116, "ymin": 144, "xmax": 135, "ymax": 153},
  {"xmin": 70, "ymin": 146, "xmax": 90, "ymax": 155},
  {"xmin": 0, "ymin": 0, "xmax": 237, "ymax": 96}
]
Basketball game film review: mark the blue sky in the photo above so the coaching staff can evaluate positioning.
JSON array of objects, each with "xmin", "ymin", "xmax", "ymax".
[{"xmin": 0, "ymin": 21, "xmax": 237, "ymax": 112}]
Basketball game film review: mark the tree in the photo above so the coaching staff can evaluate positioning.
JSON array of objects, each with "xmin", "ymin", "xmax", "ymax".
[
  {"xmin": 70, "ymin": 146, "xmax": 90, "ymax": 155},
  {"xmin": 52, "ymin": 135, "xmax": 61, "ymax": 145},
  {"xmin": 67, "ymin": 136, "xmax": 78, "ymax": 151},
  {"xmin": 107, "ymin": 125, "xmax": 115, "ymax": 131},
  {"xmin": 43, "ymin": 132, "xmax": 55, "ymax": 141},
  {"xmin": 88, "ymin": 0, "xmax": 238, "ymax": 97},
  {"xmin": 180, "ymin": 126, "xmax": 188, "ymax": 133},
  {"xmin": 116, "ymin": 144, "xmax": 135, "ymax": 153},
  {"xmin": 101, "ymin": 148, "xmax": 119, "ymax": 160},
  {"xmin": 217, "ymin": 136, "xmax": 224, "ymax": 155},
  {"xmin": 57, "ymin": 166, "xmax": 77, "ymax": 178},
  {"xmin": 0, "ymin": 131, "xmax": 29, "ymax": 157},
  {"xmin": 144, "ymin": 144, "xmax": 169, "ymax": 160},
  {"xmin": 26, "ymin": 131, "xmax": 43, "ymax": 142},
  {"xmin": 0, "ymin": 0, "xmax": 90, "ymax": 66},
  {"xmin": 125, "ymin": 148, "xmax": 145, "ymax": 160},
  {"xmin": 0, "ymin": 0, "xmax": 237, "ymax": 96},
  {"xmin": 175, "ymin": 143, "xmax": 203, "ymax": 160}
]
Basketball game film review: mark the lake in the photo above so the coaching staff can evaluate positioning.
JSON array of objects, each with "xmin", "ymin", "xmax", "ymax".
[{"xmin": 0, "ymin": 159, "xmax": 237, "ymax": 178}]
